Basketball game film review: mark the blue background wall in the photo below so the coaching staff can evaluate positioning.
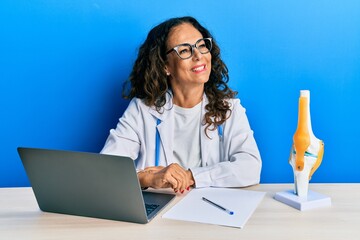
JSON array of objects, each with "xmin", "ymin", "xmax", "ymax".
[{"xmin": 1, "ymin": 0, "xmax": 359, "ymax": 187}]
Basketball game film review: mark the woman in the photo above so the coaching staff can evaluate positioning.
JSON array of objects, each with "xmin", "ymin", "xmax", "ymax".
[{"xmin": 101, "ymin": 16, "xmax": 261, "ymax": 193}]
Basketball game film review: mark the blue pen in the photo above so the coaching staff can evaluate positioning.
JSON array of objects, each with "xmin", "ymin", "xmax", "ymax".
[{"xmin": 202, "ymin": 197, "xmax": 234, "ymax": 215}]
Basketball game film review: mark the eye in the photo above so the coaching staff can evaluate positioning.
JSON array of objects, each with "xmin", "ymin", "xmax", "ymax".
[
  {"xmin": 198, "ymin": 43, "xmax": 207, "ymax": 49},
  {"xmin": 179, "ymin": 48, "xmax": 190, "ymax": 55},
  {"xmin": 177, "ymin": 45, "xmax": 191, "ymax": 56}
]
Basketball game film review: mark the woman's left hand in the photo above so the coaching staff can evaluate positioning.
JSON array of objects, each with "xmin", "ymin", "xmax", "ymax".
[{"xmin": 138, "ymin": 164, "xmax": 194, "ymax": 193}]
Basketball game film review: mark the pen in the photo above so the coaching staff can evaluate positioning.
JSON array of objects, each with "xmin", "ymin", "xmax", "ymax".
[{"xmin": 202, "ymin": 197, "xmax": 234, "ymax": 215}]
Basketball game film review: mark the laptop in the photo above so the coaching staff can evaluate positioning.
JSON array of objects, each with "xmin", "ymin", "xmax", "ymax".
[{"xmin": 17, "ymin": 147, "xmax": 175, "ymax": 224}]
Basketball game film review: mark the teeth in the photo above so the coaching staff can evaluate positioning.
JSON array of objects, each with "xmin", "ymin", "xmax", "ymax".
[{"xmin": 193, "ymin": 65, "xmax": 205, "ymax": 72}]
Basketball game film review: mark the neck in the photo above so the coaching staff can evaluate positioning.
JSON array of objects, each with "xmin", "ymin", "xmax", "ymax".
[{"xmin": 172, "ymin": 85, "xmax": 204, "ymax": 108}]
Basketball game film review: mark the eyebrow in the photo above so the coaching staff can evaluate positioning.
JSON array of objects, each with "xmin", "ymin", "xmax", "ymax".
[
  {"xmin": 168, "ymin": 38, "xmax": 204, "ymax": 50},
  {"xmin": 172, "ymin": 37, "xmax": 205, "ymax": 48}
]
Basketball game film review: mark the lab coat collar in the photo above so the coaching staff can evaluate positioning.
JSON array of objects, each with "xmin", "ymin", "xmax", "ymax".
[{"xmin": 148, "ymin": 91, "xmax": 174, "ymax": 121}]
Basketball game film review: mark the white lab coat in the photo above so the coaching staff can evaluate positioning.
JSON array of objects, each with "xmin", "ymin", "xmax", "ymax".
[{"xmin": 101, "ymin": 93, "xmax": 262, "ymax": 188}]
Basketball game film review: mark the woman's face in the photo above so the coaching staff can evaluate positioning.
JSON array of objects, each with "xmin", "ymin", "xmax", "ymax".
[{"xmin": 165, "ymin": 23, "xmax": 212, "ymax": 90}]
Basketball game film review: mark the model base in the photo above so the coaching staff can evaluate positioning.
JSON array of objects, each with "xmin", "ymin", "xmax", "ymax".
[{"xmin": 274, "ymin": 189, "xmax": 331, "ymax": 211}]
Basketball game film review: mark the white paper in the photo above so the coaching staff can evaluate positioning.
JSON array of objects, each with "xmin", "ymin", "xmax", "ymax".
[{"xmin": 162, "ymin": 188, "xmax": 265, "ymax": 228}]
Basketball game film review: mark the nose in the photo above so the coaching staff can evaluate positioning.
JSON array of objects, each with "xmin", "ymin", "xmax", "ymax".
[{"xmin": 192, "ymin": 47, "xmax": 202, "ymax": 60}]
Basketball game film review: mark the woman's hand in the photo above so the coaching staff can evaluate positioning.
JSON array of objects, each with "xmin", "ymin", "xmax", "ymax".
[{"xmin": 138, "ymin": 163, "xmax": 195, "ymax": 193}]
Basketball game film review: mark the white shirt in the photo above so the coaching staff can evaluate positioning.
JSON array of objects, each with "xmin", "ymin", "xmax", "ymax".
[{"xmin": 173, "ymin": 102, "xmax": 202, "ymax": 169}]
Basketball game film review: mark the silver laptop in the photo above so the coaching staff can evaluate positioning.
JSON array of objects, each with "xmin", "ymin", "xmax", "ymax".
[{"xmin": 17, "ymin": 147, "xmax": 175, "ymax": 224}]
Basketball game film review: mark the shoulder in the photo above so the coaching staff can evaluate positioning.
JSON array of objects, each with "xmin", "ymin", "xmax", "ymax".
[
  {"xmin": 128, "ymin": 92, "xmax": 174, "ymax": 111},
  {"xmin": 121, "ymin": 98, "xmax": 151, "ymax": 119},
  {"xmin": 226, "ymin": 97, "xmax": 240, "ymax": 105},
  {"xmin": 126, "ymin": 97, "xmax": 148, "ymax": 110},
  {"xmin": 225, "ymin": 98, "xmax": 244, "ymax": 111},
  {"xmin": 223, "ymin": 98, "xmax": 247, "ymax": 124}
]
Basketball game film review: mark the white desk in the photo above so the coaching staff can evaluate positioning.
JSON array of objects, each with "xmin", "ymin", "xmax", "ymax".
[{"xmin": 1, "ymin": 184, "xmax": 359, "ymax": 240}]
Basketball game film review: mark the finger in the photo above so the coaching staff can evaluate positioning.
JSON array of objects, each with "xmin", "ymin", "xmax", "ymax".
[
  {"xmin": 160, "ymin": 168, "xmax": 185, "ymax": 191},
  {"xmin": 151, "ymin": 173, "xmax": 174, "ymax": 189},
  {"xmin": 157, "ymin": 167, "xmax": 180, "ymax": 189},
  {"xmin": 171, "ymin": 173, "xmax": 184, "ymax": 192},
  {"xmin": 163, "ymin": 174, "xmax": 179, "ymax": 190},
  {"xmin": 186, "ymin": 170, "xmax": 195, "ymax": 189},
  {"xmin": 166, "ymin": 169, "xmax": 187, "ymax": 192},
  {"xmin": 168, "ymin": 164, "xmax": 189, "ymax": 192},
  {"xmin": 156, "ymin": 164, "xmax": 188, "ymax": 192}
]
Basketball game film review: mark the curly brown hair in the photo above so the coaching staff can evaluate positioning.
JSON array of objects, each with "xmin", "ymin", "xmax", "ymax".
[{"xmin": 123, "ymin": 16, "xmax": 237, "ymax": 136}]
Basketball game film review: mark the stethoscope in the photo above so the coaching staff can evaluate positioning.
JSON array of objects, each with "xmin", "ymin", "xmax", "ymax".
[
  {"xmin": 154, "ymin": 119, "xmax": 223, "ymax": 166},
  {"xmin": 155, "ymin": 119, "xmax": 161, "ymax": 166}
]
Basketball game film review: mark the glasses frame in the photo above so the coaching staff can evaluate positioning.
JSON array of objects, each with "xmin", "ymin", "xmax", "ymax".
[{"xmin": 166, "ymin": 38, "xmax": 213, "ymax": 60}]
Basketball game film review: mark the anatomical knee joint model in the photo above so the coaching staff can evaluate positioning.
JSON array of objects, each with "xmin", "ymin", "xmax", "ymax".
[{"xmin": 289, "ymin": 90, "xmax": 324, "ymax": 198}]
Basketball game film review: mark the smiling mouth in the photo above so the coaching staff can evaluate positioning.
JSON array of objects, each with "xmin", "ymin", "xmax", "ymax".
[{"xmin": 192, "ymin": 65, "xmax": 206, "ymax": 72}]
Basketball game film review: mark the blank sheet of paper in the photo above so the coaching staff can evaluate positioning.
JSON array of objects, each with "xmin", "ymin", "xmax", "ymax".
[{"xmin": 162, "ymin": 187, "xmax": 265, "ymax": 228}]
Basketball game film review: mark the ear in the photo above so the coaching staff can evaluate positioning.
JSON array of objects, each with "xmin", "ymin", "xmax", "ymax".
[{"xmin": 164, "ymin": 66, "xmax": 170, "ymax": 76}]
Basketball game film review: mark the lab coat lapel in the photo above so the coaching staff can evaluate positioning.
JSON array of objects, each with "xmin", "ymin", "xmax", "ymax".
[
  {"xmin": 156, "ymin": 115, "xmax": 174, "ymax": 166},
  {"xmin": 200, "ymin": 95, "xmax": 216, "ymax": 167},
  {"xmin": 148, "ymin": 95, "xmax": 174, "ymax": 166}
]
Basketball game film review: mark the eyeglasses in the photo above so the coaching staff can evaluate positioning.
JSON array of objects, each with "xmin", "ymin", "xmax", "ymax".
[{"xmin": 166, "ymin": 38, "xmax": 212, "ymax": 60}]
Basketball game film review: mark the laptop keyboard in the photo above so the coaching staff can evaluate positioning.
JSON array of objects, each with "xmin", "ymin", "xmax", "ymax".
[{"xmin": 145, "ymin": 203, "xmax": 160, "ymax": 216}]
